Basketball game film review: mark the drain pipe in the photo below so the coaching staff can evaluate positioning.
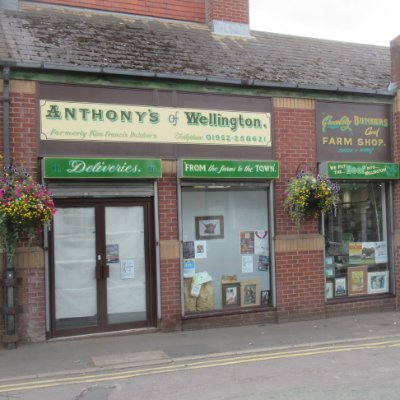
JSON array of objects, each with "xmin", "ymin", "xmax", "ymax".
[
  {"xmin": 2, "ymin": 66, "xmax": 17, "ymax": 349},
  {"xmin": 3, "ymin": 66, "xmax": 10, "ymax": 165}
]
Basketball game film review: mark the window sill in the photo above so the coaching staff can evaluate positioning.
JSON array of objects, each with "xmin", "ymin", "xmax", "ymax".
[{"xmin": 182, "ymin": 305, "xmax": 275, "ymax": 320}]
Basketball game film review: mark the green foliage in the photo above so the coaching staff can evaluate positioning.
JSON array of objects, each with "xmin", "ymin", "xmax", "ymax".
[
  {"xmin": 284, "ymin": 172, "xmax": 340, "ymax": 227},
  {"xmin": 0, "ymin": 164, "xmax": 56, "ymax": 261}
]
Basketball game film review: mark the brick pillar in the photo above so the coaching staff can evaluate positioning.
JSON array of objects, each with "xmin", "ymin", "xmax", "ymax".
[
  {"xmin": 390, "ymin": 35, "xmax": 400, "ymax": 88},
  {"xmin": 391, "ymin": 36, "xmax": 400, "ymax": 308},
  {"xmin": 273, "ymin": 98, "xmax": 325, "ymax": 320},
  {"xmin": 158, "ymin": 160, "xmax": 181, "ymax": 331},
  {"xmin": 9, "ymin": 80, "xmax": 38, "ymax": 174},
  {"xmin": 206, "ymin": 0, "xmax": 250, "ymax": 35},
  {"xmin": 0, "ymin": 80, "xmax": 45, "ymax": 343},
  {"xmin": 14, "ymin": 248, "xmax": 46, "ymax": 342}
]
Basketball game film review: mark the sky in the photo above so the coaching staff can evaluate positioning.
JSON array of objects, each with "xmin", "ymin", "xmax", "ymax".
[{"xmin": 249, "ymin": 0, "xmax": 400, "ymax": 46}]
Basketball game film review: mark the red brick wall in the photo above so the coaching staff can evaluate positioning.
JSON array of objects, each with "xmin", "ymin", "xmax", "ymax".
[
  {"xmin": 182, "ymin": 309, "xmax": 277, "ymax": 330},
  {"xmin": 9, "ymin": 90, "xmax": 38, "ymax": 175},
  {"xmin": 393, "ymin": 94, "xmax": 400, "ymax": 308},
  {"xmin": 0, "ymin": 84, "xmax": 3, "ymax": 341},
  {"xmin": 391, "ymin": 35, "xmax": 400, "ymax": 307},
  {"xmin": 31, "ymin": 0, "xmax": 206, "ymax": 23},
  {"xmin": 274, "ymin": 105, "xmax": 318, "ymax": 236},
  {"xmin": 158, "ymin": 163, "xmax": 181, "ymax": 330},
  {"xmin": 326, "ymin": 296, "xmax": 396, "ymax": 317},
  {"xmin": 275, "ymin": 251, "xmax": 325, "ymax": 319},
  {"xmin": 273, "ymin": 100, "xmax": 326, "ymax": 318},
  {"xmin": 16, "ymin": 268, "xmax": 46, "ymax": 342},
  {"xmin": 207, "ymin": 0, "xmax": 249, "ymax": 24}
]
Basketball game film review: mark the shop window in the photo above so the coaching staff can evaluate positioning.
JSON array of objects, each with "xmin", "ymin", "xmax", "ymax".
[
  {"xmin": 324, "ymin": 182, "xmax": 390, "ymax": 299},
  {"xmin": 181, "ymin": 184, "xmax": 271, "ymax": 314}
]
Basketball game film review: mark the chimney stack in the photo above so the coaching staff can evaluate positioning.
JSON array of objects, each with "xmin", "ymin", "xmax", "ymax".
[
  {"xmin": 206, "ymin": 0, "xmax": 250, "ymax": 36},
  {"xmin": 391, "ymin": 35, "xmax": 400, "ymax": 89}
]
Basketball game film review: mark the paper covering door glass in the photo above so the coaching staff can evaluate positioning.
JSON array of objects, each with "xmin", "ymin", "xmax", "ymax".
[
  {"xmin": 54, "ymin": 208, "xmax": 98, "ymax": 330},
  {"xmin": 105, "ymin": 206, "xmax": 147, "ymax": 324}
]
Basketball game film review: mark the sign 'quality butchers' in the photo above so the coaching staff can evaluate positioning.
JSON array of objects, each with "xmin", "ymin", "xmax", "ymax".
[{"xmin": 316, "ymin": 102, "xmax": 391, "ymax": 162}]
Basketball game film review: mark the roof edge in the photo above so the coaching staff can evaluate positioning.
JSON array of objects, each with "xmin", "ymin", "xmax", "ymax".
[{"xmin": 0, "ymin": 60, "xmax": 395, "ymax": 97}]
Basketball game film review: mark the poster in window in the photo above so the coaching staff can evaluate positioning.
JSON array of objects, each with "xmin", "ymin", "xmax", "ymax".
[
  {"xmin": 349, "ymin": 242, "xmax": 388, "ymax": 265},
  {"xmin": 183, "ymin": 259, "xmax": 196, "ymax": 278},
  {"xmin": 183, "ymin": 241, "xmax": 195, "ymax": 259},
  {"xmin": 240, "ymin": 231, "xmax": 254, "ymax": 254},
  {"xmin": 242, "ymin": 255, "xmax": 254, "ymax": 273},
  {"xmin": 106, "ymin": 244, "xmax": 119, "ymax": 263},
  {"xmin": 374, "ymin": 242, "xmax": 388, "ymax": 264},
  {"xmin": 348, "ymin": 242, "xmax": 362, "ymax": 264},
  {"xmin": 368, "ymin": 271, "xmax": 389, "ymax": 294},
  {"xmin": 194, "ymin": 240, "xmax": 207, "ymax": 259},
  {"xmin": 257, "ymin": 255, "xmax": 269, "ymax": 271},
  {"xmin": 254, "ymin": 230, "xmax": 268, "ymax": 255}
]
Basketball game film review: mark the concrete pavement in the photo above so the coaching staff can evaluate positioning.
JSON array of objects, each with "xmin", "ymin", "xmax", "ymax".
[{"xmin": 1, "ymin": 311, "xmax": 400, "ymax": 381}]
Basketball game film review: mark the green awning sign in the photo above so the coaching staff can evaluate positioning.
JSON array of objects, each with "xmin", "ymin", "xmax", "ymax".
[
  {"xmin": 181, "ymin": 159, "xmax": 279, "ymax": 179},
  {"xmin": 325, "ymin": 162, "xmax": 399, "ymax": 179},
  {"xmin": 43, "ymin": 158, "xmax": 162, "ymax": 179}
]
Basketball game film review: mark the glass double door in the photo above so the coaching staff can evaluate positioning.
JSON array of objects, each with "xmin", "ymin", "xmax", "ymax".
[{"xmin": 50, "ymin": 198, "xmax": 156, "ymax": 337}]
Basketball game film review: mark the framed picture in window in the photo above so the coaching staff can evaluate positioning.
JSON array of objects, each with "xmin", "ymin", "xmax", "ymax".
[
  {"xmin": 347, "ymin": 265, "xmax": 368, "ymax": 296},
  {"xmin": 325, "ymin": 280, "xmax": 334, "ymax": 299},
  {"xmin": 240, "ymin": 279, "xmax": 260, "ymax": 307},
  {"xmin": 334, "ymin": 276, "xmax": 347, "ymax": 296},
  {"xmin": 368, "ymin": 271, "xmax": 389, "ymax": 294},
  {"xmin": 325, "ymin": 265, "xmax": 335, "ymax": 278},
  {"xmin": 222, "ymin": 283, "xmax": 240, "ymax": 308},
  {"xmin": 260, "ymin": 290, "xmax": 270, "ymax": 305},
  {"xmin": 195, "ymin": 216, "xmax": 224, "ymax": 240}
]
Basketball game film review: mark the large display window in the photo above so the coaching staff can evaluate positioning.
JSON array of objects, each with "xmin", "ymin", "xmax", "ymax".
[
  {"xmin": 181, "ymin": 183, "xmax": 271, "ymax": 314},
  {"xmin": 324, "ymin": 182, "xmax": 391, "ymax": 299}
]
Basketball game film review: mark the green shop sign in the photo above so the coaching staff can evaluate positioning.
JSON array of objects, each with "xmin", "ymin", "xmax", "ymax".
[
  {"xmin": 325, "ymin": 162, "xmax": 399, "ymax": 179},
  {"xmin": 181, "ymin": 159, "xmax": 279, "ymax": 179},
  {"xmin": 43, "ymin": 158, "xmax": 162, "ymax": 179}
]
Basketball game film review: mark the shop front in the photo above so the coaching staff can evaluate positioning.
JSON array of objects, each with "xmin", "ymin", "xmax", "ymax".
[
  {"xmin": 43, "ymin": 158, "xmax": 161, "ymax": 337},
  {"xmin": 316, "ymin": 101, "xmax": 398, "ymax": 303},
  {"xmin": 38, "ymin": 83, "xmax": 275, "ymax": 336},
  {"xmin": 178, "ymin": 159, "xmax": 278, "ymax": 316}
]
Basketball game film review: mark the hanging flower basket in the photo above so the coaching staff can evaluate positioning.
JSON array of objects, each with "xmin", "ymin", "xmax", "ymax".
[
  {"xmin": 0, "ymin": 164, "xmax": 56, "ymax": 261},
  {"xmin": 284, "ymin": 171, "xmax": 340, "ymax": 227}
]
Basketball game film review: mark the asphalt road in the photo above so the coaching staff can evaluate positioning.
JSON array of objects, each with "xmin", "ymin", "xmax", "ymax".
[{"xmin": 2, "ymin": 337, "xmax": 400, "ymax": 400}]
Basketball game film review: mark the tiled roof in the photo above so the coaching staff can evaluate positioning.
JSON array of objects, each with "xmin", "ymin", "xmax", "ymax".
[{"xmin": 0, "ymin": 4, "xmax": 391, "ymax": 92}]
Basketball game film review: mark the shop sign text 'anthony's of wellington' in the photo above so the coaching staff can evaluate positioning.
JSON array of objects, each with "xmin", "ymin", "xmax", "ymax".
[{"xmin": 40, "ymin": 100, "xmax": 271, "ymax": 147}]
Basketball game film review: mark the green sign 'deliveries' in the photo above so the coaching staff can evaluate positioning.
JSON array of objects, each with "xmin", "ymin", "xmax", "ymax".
[
  {"xmin": 43, "ymin": 158, "xmax": 162, "ymax": 179},
  {"xmin": 326, "ymin": 162, "xmax": 399, "ymax": 179},
  {"xmin": 182, "ymin": 159, "xmax": 279, "ymax": 179}
]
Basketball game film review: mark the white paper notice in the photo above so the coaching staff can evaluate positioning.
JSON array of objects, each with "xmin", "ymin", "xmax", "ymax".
[
  {"xmin": 375, "ymin": 241, "xmax": 388, "ymax": 264},
  {"xmin": 120, "ymin": 259, "xmax": 135, "ymax": 280},
  {"xmin": 195, "ymin": 240, "xmax": 207, "ymax": 259},
  {"xmin": 183, "ymin": 259, "xmax": 196, "ymax": 278},
  {"xmin": 242, "ymin": 255, "xmax": 254, "ymax": 273}
]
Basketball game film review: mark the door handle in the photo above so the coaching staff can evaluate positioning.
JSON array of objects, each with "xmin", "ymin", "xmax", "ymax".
[
  {"xmin": 95, "ymin": 265, "xmax": 102, "ymax": 280},
  {"xmin": 95, "ymin": 265, "xmax": 110, "ymax": 279}
]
